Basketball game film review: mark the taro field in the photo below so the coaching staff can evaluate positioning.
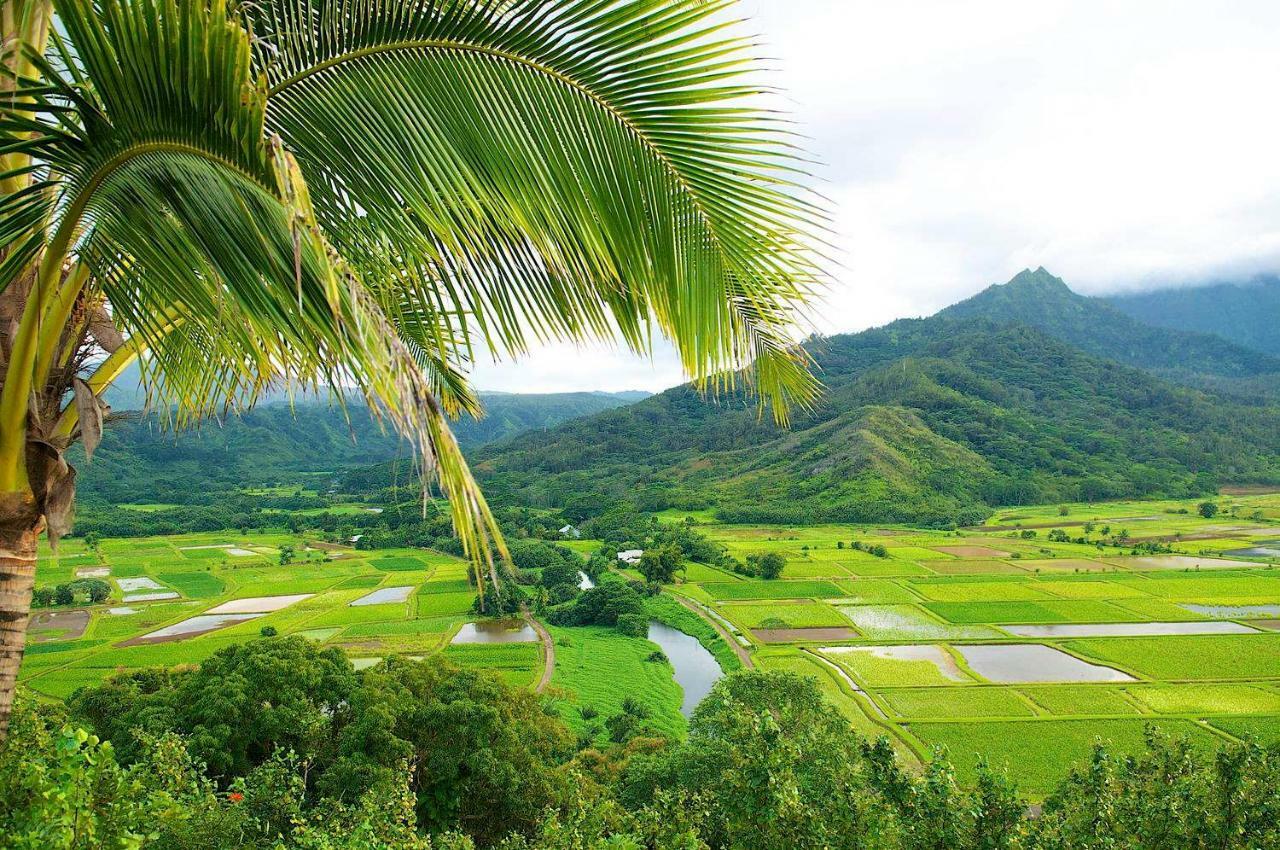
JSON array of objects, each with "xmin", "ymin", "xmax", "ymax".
[
  {"xmin": 662, "ymin": 492, "xmax": 1280, "ymax": 793},
  {"xmin": 18, "ymin": 531, "xmax": 552, "ymax": 700}
]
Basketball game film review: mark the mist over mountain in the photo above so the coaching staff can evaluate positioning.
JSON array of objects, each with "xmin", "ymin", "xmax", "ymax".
[{"xmin": 1106, "ymin": 275, "xmax": 1280, "ymax": 357}]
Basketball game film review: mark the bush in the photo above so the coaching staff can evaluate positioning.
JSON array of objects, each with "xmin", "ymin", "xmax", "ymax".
[
  {"xmin": 260, "ymin": 625, "xmax": 278, "ymax": 637},
  {"xmin": 616, "ymin": 613, "xmax": 649, "ymax": 638}
]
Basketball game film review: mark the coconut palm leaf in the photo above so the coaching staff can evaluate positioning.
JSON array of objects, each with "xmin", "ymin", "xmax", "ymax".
[{"xmin": 245, "ymin": 0, "xmax": 825, "ymax": 423}]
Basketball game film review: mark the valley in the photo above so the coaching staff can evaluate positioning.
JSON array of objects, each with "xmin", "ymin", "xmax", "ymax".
[{"xmin": 21, "ymin": 490, "xmax": 1280, "ymax": 794}]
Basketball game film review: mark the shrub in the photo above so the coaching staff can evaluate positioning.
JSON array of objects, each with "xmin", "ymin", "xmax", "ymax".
[{"xmin": 616, "ymin": 613, "xmax": 649, "ymax": 638}]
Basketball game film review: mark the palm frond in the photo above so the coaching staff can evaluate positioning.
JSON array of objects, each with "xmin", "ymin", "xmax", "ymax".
[
  {"xmin": 1, "ymin": 0, "xmax": 503, "ymax": 570},
  {"xmin": 245, "ymin": 0, "xmax": 826, "ymax": 423}
]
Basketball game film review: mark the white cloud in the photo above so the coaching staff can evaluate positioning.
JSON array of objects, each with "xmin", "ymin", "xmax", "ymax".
[{"xmin": 472, "ymin": 0, "xmax": 1280, "ymax": 392}]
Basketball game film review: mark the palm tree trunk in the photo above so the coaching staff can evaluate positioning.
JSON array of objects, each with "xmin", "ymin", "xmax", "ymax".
[{"xmin": 0, "ymin": 493, "xmax": 41, "ymax": 739}]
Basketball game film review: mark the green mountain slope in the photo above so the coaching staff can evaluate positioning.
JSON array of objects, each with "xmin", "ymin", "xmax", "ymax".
[
  {"xmin": 1106, "ymin": 276, "xmax": 1280, "ymax": 356},
  {"xmin": 77, "ymin": 391, "xmax": 647, "ymax": 504},
  {"xmin": 941, "ymin": 268, "xmax": 1280, "ymax": 381},
  {"xmin": 471, "ymin": 276, "xmax": 1280, "ymax": 525}
]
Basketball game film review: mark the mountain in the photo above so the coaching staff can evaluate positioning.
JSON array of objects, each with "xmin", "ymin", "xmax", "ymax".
[
  {"xmin": 77, "ymin": 391, "xmax": 648, "ymax": 504},
  {"xmin": 941, "ymin": 268, "xmax": 1280, "ymax": 386},
  {"xmin": 1106, "ymin": 276, "xmax": 1280, "ymax": 357},
  {"xmin": 468, "ymin": 271, "xmax": 1280, "ymax": 526}
]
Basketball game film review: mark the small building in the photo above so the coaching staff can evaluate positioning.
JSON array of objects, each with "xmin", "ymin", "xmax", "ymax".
[
  {"xmin": 617, "ymin": 549, "xmax": 644, "ymax": 565},
  {"xmin": 559, "ymin": 524, "xmax": 582, "ymax": 539},
  {"xmin": 348, "ymin": 534, "xmax": 364, "ymax": 544}
]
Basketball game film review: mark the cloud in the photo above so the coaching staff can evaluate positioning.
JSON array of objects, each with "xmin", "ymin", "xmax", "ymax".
[{"xmin": 472, "ymin": 0, "xmax": 1280, "ymax": 392}]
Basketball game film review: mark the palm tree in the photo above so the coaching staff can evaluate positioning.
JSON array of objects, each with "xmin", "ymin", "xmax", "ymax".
[{"xmin": 0, "ymin": 0, "xmax": 822, "ymax": 736}]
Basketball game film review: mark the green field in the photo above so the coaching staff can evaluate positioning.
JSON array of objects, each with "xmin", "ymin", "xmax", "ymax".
[{"xmin": 18, "ymin": 492, "xmax": 1280, "ymax": 798}]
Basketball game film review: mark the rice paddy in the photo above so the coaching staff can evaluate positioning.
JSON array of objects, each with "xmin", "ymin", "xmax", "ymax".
[{"xmin": 18, "ymin": 491, "xmax": 1280, "ymax": 797}]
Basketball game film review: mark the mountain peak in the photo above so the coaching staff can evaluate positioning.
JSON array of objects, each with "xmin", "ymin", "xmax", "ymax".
[{"xmin": 1003, "ymin": 267, "xmax": 1070, "ymax": 292}]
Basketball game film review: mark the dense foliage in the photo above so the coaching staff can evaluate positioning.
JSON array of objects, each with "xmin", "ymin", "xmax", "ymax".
[
  {"xmin": 1107, "ymin": 274, "xmax": 1280, "ymax": 357},
  {"xmin": 7, "ymin": 644, "xmax": 1280, "ymax": 849}
]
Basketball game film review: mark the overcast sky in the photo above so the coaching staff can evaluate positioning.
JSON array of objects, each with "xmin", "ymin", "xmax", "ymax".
[{"xmin": 470, "ymin": 0, "xmax": 1280, "ymax": 394}]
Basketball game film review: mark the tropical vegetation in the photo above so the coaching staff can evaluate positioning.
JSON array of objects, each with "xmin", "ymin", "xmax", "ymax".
[{"xmin": 0, "ymin": 0, "xmax": 823, "ymax": 734}]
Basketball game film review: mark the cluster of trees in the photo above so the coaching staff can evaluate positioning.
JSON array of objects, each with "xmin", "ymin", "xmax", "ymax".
[
  {"xmin": 6, "ymin": 638, "xmax": 1280, "ymax": 849},
  {"xmin": 31, "ymin": 578, "xmax": 109, "ymax": 608}
]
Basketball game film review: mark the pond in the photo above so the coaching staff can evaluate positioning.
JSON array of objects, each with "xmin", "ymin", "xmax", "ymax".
[
  {"xmin": 451, "ymin": 620, "xmax": 539, "ymax": 644},
  {"xmin": 647, "ymin": 621, "xmax": 724, "ymax": 717},
  {"xmin": 955, "ymin": 644, "xmax": 1134, "ymax": 683},
  {"xmin": 1003, "ymin": 621, "xmax": 1260, "ymax": 638},
  {"xmin": 578, "ymin": 571, "xmax": 595, "ymax": 590}
]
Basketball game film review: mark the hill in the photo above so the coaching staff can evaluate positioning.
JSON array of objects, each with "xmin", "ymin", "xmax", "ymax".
[
  {"xmin": 1106, "ymin": 275, "xmax": 1280, "ymax": 357},
  {"xmin": 468, "ymin": 273, "xmax": 1280, "ymax": 526},
  {"xmin": 77, "ymin": 391, "xmax": 646, "ymax": 504},
  {"xmin": 941, "ymin": 268, "xmax": 1280, "ymax": 384}
]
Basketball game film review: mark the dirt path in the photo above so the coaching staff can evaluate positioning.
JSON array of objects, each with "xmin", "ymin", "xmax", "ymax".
[
  {"xmin": 674, "ymin": 595, "xmax": 753, "ymax": 669},
  {"xmin": 524, "ymin": 612, "xmax": 556, "ymax": 693}
]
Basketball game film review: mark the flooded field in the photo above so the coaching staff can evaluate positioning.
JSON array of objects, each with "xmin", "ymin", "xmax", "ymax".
[
  {"xmin": 1182, "ymin": 604, "xmax": 1280, "ymax": 619},
  {"xmin": 125, "ymin": 612, "xmax": 263, "ymax": 645},
  {"xmin": 116, "ymin": 577, "xmax": 164, "ymax": 592},
  {"xmin": 1003, "ymin": 621, "xmax": 1258, "ymax": 638},
  {"xmin": 1224, "ymin": 541, "xmax": 1280, "ymax": 559},
  {"xmin": 648, "ymin": 621, "xmax": 723, "ymax": 716},
  {"xmin": 207, "ymin": 594, "xmax": 313, "ymax": 614},
  {"xmin": 823, "ymin": 644, "xmax": 969, "ymax": 683},
  {"xmin": 350, "ymin": 586, "xmax": 414, "ymax": 606},
  {"xmin": 451, "ymin": 620, "xmax": 538, "ymax": 644},
  {"xmin": 955, "ymin": 644, "xmax": 1134, "ymax": 683},
  {"xmin": 838, "ymin": 604, "xmax": 1000, "ymax": 640},
  {"xmin": 74, "ymin": 567, "xmax": 110, "ymax": 578},
  {"xmin": 123, "ymin": 591, "xmax": 179, "ymax": 602},
  {"xmin": 1119, "ymin": 555, "xmax": 1267, "ymax": 570},
  {"xmin": 752, "ymin": 626, "xmax": 860, "ymax": 643}
]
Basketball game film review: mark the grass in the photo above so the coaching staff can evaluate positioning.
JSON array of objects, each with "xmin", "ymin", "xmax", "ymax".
[
  {"xmin": 909, "ymin": 718, "xmax": 1223, "ymax": 793},
  {"xmin": 879, "ymin": 687, "xmax": 1036, "ymax": 719},
  {"xmin": 1127, "ymin": 684, "xmax": 1280, "ymax": 715},
  {"xmin": 373, "ymin": 556, "xmax": 428, "ymax": 572},
  {"xmin": 1209, "ymin": 716, "xmax": 1280, "ymax": 743},
  {"xmin": 1066, "ymin": 635, "xmax": 1280, "ymax": 680},
  {"xmin": 701, "ymin": 580, "xmax": 844, "ymax": 601},
  {"xmin": 924, "ymin": 600, "xmax": 1139, "ymax": 624},
  {"xmin": 821, "ymin": 647, "xmax": 973, "ymax": 688},
  {"xmin": 157, "ymin": 571, "xmax": 224, "ymax": 598},
  {"xmin": 1017, "ymin": 686, "xmax": 1144, "ymax": 716},
  {"xmin": 718, "ymin": 601, "xmax": 850, "ymax": 629},
  {"xmin": 415, "ymin": 591, "xmax": 477, "ymax": 617},
  {"xmin": 548, "ymin": 625, "xmax": 685, "ymax": 742}
]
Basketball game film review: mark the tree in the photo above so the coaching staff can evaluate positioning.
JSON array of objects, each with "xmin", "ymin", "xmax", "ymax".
[
  {"xmin": 638, "ymin": 544, "xmax": 682, "ymax": 585},
  {"xmin": 1198, "ymin": 501, "xmax": 1220, "ymax": 519},
  {"xmin": 748, "ymin": 552, "xmax": 786, "ymax": 580},
  {"xmin": 278, "ymin": 544, "xmax": 295, "ymax": 566},
  {"xmin": 0, "ymin": 0, "xmax": 821, "ymax": 735}
]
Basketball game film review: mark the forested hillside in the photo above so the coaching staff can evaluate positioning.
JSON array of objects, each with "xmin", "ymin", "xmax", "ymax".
[
  {"xmin": 470, "ymin": 271, "xmax": 1280, "ymax": 526},
  {"xmin": 1106, "ymin": 275, "xmax": 1280, "ymax": 356},
  {"xmin": 78, "ymin": 392, "xmax": 646, "ymax": 504},
  {"xmin": 942, "ymin": 268, "xmax": 1280, "ymax": 386}
]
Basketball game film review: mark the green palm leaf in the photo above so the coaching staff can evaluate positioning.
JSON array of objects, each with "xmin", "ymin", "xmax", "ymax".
[{"xmin": 246, "ymin": 0, "xmax": 825, "ymax": 422}]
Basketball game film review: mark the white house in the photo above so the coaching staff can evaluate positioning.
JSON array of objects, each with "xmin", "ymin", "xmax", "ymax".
[
  {"xmin": 617, "ymin": 549, "xmax": 644, "ymax": 565},
  {"xmin": 559, "ymin": 524, "xmax": 582, "ymax": 539}
]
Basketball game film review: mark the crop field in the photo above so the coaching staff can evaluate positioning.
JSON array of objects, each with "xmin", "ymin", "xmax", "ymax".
[
  {"xmin": 658, "ymin": 492, "xmax": 1280, "ymax": 793},
  {"xmin": 18, "ymin": 491, "xmax": 1280, "ymax": 797},
  {"xmin": 17, "ymin": 531, "xmax": 556, "ymax": 701}
]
